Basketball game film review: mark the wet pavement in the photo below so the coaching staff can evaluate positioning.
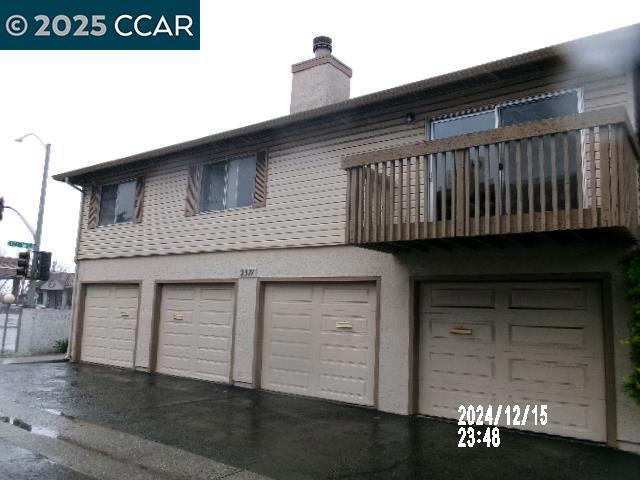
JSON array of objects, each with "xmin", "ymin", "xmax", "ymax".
[
  {"xmin": 0, "ymin": 438, "xmax": 94, "ymax": 480},
  {"xmin": 0, "ymin": 362, "xmax": 639, "ymax": 480}
]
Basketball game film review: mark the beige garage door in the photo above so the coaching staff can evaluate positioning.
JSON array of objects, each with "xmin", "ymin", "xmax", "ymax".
[
  {"xmin": 261, "ymin": 282, "xmax": 377, "ymax": 406},
  {"xmin": 156, "ymin": 284, "xmax": 235, "ymax": 383},
  {"xmin": 80, "ymin": 284, "xmax": 139, "ymax": 368},
  {"xmin": 419, "ymin": 281, "xmax": 606, "ymax": 442}
]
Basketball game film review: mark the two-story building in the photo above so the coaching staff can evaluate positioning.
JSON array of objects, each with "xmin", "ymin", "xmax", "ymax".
[{"xmin": 55, "ymin": 26, "xmax": 640, "ymax": 453}]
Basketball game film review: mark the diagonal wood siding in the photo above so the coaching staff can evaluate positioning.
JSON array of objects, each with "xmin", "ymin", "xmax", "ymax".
[{"xmin": 76, "ymin": 68, "xmax": 635, "ymax": 259}]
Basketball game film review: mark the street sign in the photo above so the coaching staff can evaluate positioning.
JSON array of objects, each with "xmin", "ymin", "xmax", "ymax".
[{"xmin": 7, "ymin": 240, "xmax": 34, "ymax": 249}]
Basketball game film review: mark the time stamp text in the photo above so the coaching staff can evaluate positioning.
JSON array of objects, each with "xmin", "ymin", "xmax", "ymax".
[{"xmin": 457, "ymin": 404, "xmax": 549, "ymax": 448}]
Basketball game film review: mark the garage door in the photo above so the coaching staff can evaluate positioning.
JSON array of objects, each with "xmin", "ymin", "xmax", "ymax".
[
  {"xmin": 156, "ymin": 284, "xmax": 235, "ymax": 383},
  {"xmin": 80, "ymin": 284, "xmax": 139, "ymax": 368},
  {"xmin": 261, "ymin": 282, "xmax": 377, "ymax": 406},
  {"xmin": 418, "ymin": 281, "xmax": 606, "ymax": 442}
]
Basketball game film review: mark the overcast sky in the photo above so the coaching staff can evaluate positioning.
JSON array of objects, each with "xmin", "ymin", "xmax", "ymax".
[{"xmin": 0, "ymin": 0, "xmax": 638, "ymax": 270}]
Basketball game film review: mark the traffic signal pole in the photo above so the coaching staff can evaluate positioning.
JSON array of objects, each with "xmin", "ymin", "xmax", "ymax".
[{"xmin": 25, "ymin": 143, "xmax": 51, "ymax": 308}]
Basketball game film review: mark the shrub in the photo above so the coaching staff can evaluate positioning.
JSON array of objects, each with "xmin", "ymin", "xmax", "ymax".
[
  {"xmin": 53, "ymin": 338, "xmax": 68, "ymax": 354},
  {"xmin": 622, "ymin": 251, "xmax": 640, "ymax": 406}
]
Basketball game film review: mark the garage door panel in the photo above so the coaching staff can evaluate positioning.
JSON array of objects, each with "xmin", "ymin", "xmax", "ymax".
[
  {"xmin": 320, "ymin": 284, "xmax": 372, "ymax": 304},
  {"xmin": 508, "ymin": 286, "xmax": 587, "ymax": 310},
  {"xmin": 197, "ymin": 334, "xmax": 230, "ymax": 351},
  {"xmin": 426, "ymin": 386, "xmax": 497, "ymax": 418},
  {"xmin": 429, "ymin": 318, "xmax": 495, "ymax": 345},
  {"xmin": 80, "ymin": 284, "xmax": 138, "ymax": 368},
  {"xmin": 262, "ymin": 282, "xmax": 376, "ymax": 406},
  {"xmin": 198, "ymin": 310, "xmax": 233, "ymax": 326},
  {"xmin": 156, "ymin": 284, "xmax": 235, "ymax": 383},
  {"xmin": 320, "ymin": 314, "xmax": 369, "ymax": 333},
  {"xmin": 267, "ymin": 366, "xmax": 311, "ymax": 391},
  {"xmin": 320, "ymin": 344, "xmax": 368, "ymax": 366},
  {"xmin": 501, "ymin": 355, "xmax": 605, "ymax": 397},
  {"xmin": 507, "ymin": 394, "xmax": 606, "ymax": 441},
  {"xmin": 319, "ymin": 373, "xmax": 367, "ymax": 400},
  {"xmin": 419, "ymin": 281, "xmax": 606, "ymax": 442}
]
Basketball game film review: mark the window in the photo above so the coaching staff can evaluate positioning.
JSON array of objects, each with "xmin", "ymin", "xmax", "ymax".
[
  {"xmin": 98, "ymin": 180, "xmax": 136, "ymax": 225},
  {"xmin": 200, "ymin": 155, "xmax": 257, "ymax": 212}
]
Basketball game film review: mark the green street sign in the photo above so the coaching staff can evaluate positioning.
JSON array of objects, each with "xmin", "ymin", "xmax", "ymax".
[{"xmin": 7, "ymin": 240, "xmax": 34, "ymax": 249}]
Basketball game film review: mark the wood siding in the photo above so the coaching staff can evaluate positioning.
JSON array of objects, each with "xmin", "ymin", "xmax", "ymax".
[{"xmin": 76, "ymin": 68, "xmax": 635, "ymax": 259}]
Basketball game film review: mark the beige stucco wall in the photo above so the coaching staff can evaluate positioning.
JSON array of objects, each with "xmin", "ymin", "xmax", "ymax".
[{"xmin": 72, "ymin": 241, "xmax": 640, "ymax": 452}]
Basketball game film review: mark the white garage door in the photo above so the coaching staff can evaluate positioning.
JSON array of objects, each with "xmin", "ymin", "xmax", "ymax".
[
  {"xmin": 261, "ymin": 282, "xmax": 377, "ymax": 406},
  {"xmin": 80, "ymin": 284, "xmax": 139, "ymax": 368},
  {"xmin": 156, "ymin": 284, "xmax": 235, "ymax": 383},
  {"xmin": 419, "ymin": 281, "xmax": 606, "ymax": 442}
]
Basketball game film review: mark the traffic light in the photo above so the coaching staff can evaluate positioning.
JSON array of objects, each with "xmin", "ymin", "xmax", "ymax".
[
  {"xmin": 16, "ymin": 251, "xmax": 30, "ymax": 277},
  {"xmin": 0, "ymin": 196, "xmax": 4, "ymax": 222},
  {"xmin": 32, "ymin": 251, "xmax": 52, "ymax": 281}
]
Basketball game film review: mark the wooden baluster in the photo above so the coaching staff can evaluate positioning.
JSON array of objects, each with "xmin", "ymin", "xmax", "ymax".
[
  {"xmin": 380, "ymin": 162, "xmax": 386, "ymax": 242},
  {"xmin": 599, "ymin": 125, "xmax": 611, "ymax": 227},
  {"xmin": 372, "ymin": 163, "xmax": 379, "ymax": 242},
  {"xmin": 441, "ymin": 153, "xmax": 447, "ymax": 238},
  {"xmin": 515, "ymin": 140, "xmax": 523, "ymax": 233},
  {"xmin": 389, "ymin": 160, "xmax": 396, "ymax": 241},
  {"xmin": 423, "ymin": 155, "xmax": 429, "ymax": 239},
  {"xmin": 473, "ymin": 147, "xmax": 480, "ymax": 236},
  {"xmin": 526, "ymin": 138, "xmax": 534, "ymax": 232},
  {"xmin": 415, "ymin": 156, "xmax": 421, "ymax": 239},
  {"xmin": 347, "ymin": 169, "xmax": 355, "ymax": 243},
  {"xmin": 484, "ymin": 145, "xmax": 491, "ymax": 235},
  {"xmin": 550, "ymin": 134, "xmax": 559, "ymax": 230},
  {"xmin": 575, "ymin": 130, "xmax": 583, "ymax": 229},
  {"xmin": 449, "ymin": 152, "xmax": 455, "ymax": 237},
  {"xmin": 405, "ymin": 157, "xmax": 411, "ymax": 240},
  {"xmin": 588, "ymin": 127, "xmax": 597, "ymax": 227},
  {"xmin": 538, "ymin": 136, "xmax": 546, "ymax": 232},
  {"xmin": 504, "ymin": 141, "xmax": 511, "ymax": 233},
  {"xmin": 493, "ymin": 144, "xmax": 501, "ymax": 234},
  {"xmin": 431, "ymin": 154, "xmax": 438, "ymax": 239},
  {"xmin": 562, "ymin": 132, "xmax": 571, "ymax": 229},
  {"xmin": 615, "ymin": 126, "xmax": 625, "ymax": 228},
  {"xmin": 398, "ymin": 158, "xmax": 404, "ymax": 240},
  {"xmin": 356, "ymin": 167, "xmax": 364, "ymax": 243},
  {"xmin": 363, "ymin": 166, "xmax": 370, "ymax": 242},
  {"xmin": 464, "ymin": 149, "xmax": 470, "ymax": 237},
  {"xmin": 610, "ymin": 125, "xmax": 619, "ymax": 226},
  {"xmin": 454, "ymin": 150, "xmax": 464, "ymax": 237}
]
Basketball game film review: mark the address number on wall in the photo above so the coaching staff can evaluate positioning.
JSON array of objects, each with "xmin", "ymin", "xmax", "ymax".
[{"xmin": 240, "ymin": 269, "xmax": 257, "ymax": 278}]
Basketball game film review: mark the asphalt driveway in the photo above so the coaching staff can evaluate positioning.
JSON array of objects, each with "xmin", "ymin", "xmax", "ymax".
[{"xmin": 0, "ymin": 362, "xmax": 638, "ymax": 480}]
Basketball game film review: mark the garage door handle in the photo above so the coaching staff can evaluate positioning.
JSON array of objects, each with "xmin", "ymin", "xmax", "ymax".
[
  {"xmin": 449, "ymin": 327, "xmax": 472, "ymax": 335},
  {"xmin": 335, "ymin": 321, "xmax": 353, "ymax": 329}
]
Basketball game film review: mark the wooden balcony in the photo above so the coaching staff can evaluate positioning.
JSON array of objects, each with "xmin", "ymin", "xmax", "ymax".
[{"xmin": 342, "ymin": 107, "xmax": 640, "ymax": 251}]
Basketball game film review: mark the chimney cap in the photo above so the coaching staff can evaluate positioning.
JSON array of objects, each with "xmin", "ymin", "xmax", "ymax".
[{"xmin": 313, "ymin": 36, "xmax": 332, "ymax": 53}]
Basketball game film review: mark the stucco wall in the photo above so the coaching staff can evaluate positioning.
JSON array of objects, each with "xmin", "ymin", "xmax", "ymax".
[
  {"xmin": 72, "ymin": 241, "xmax": 640, "ymax": 451},
  {"xmin": 18, "ymin": 308, "xmax": 71, "ymax": 355}
]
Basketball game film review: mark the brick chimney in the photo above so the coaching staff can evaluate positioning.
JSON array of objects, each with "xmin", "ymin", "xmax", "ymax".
[{"xmin": 290, "ymin": 36, "xmax": 352, "ymax": 114}]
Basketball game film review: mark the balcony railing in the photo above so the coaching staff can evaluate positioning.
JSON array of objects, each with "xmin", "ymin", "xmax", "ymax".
[{"xmin": 342, "ymin": 107, "xmax": 640, "ymax": 247}]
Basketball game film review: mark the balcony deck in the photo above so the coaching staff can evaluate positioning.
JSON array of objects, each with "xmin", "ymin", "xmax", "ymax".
[{"xmin": 342, "ymin": 107, "xmax": 640, "ymax": 251}]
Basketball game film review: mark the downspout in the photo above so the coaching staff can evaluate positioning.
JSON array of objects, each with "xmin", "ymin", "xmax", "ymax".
[{"xmin": 64, "ymin": 177, "xmax": 84, "ymax": 361}]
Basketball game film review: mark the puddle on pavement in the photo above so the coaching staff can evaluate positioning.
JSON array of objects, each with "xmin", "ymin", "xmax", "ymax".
[{"xmin": 1, "ymin": 415, "xmax": 59, "ymax": 439}]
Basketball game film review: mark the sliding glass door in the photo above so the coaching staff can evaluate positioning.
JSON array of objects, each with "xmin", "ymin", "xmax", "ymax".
[{"xmin": 428, "ymin": 90, "xmax": 582, "ymax": 221}]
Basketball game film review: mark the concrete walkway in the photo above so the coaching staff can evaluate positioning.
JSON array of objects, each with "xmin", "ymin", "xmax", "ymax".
[
  {"xmin": 0, "ymin": 354, "xmax": 67, "ymax": 365},
  {"xmin": 0, "ymin": 362, "xmax": 638, "ymax": 480}
]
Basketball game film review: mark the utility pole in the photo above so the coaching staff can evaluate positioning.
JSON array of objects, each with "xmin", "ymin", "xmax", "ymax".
[{"xmin": 15, "ymin": 134, "xmax": 51, "ymax": 308}]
